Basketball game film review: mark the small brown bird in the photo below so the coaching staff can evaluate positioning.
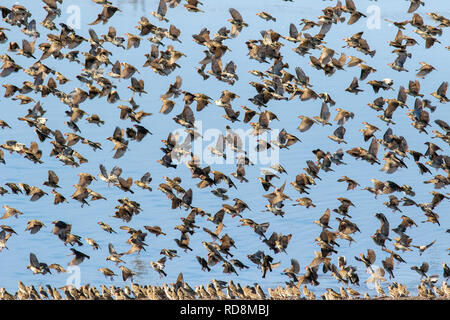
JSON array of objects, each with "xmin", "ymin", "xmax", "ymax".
[
  {"xmin": 1, "ymin": 205, "xmax": 23, "ymax": 219},
  {"xmin": 407, "ymin": 0, "xmax": 424, "ymax": 13},
  {"xmin": 98, "ymin": 267, "xmax": 117, "ymax": 281},
  {"xmin": 297, "ymin": 116, "xmax": 316, "ymax": 132},
  {"xmin": 328, "ymin": 126, "xmax": 347, "ymax": 144},
  {"xmin": 43, "ymin": 170, "xmax": 60, "ymax": 188},
  {"xmin": 416, "ymin": 62, "xmax": 435, "ymax": 79},
  {"xmin": 85, "ymin": 238, "xmax": 100, "ymax": 250},
  {"xmin": 293, "ymin": 197, "xmax": 316, "ymax": 208},
  {"xmin": 151, "ymin": 0, "xmax": 169, "ymax": 22},
  {"xmin": 151, "ymin": 257, "xmax": 168, "ymax": 278},
  {"xmin": 431, "ymin": 81, "xmax": 448, "ymax": 103},
  {"xmin": 174, "ymin": 232, "xmax": 193, "ymax": 252},
  {"xmin": 69, "ymin": 248, "xmax": 90, "ymax": 266},
  {"xmin": 382, "ymin": 254, "xmax": 395, "ymax": 279},
  {"xmin": 89, "ymin": 4, "xmax": 120, "ymax": 25},
  {"xmin": 345, "ymin": 77, "xmax": 363, "ymax": 94},
  {"xmin": 51, "ymin": 189, "xmax": 68, "ymax": 205},
  {"xmin": 256, "ymin": 12, "xmax": 276, "ymax": 22},
  {"xmin": 25, "ymin": 220, "xmax": 45, "ymax": 234},
  {"xmin": 412, "ymin": 240, "xmax": 436, "ymax": 256},
  {"xmin": 27, "ymin": 253, "xmax": 51, "ymax": 275},
  {"xmin": 144, "ymin": 225, "xmax": 166, "ymax": 237},
  {"xmin": 98, "ymin": 221, "xmax": 116, "ymax": 234},
  {"xmin": 119, "ymin": 266, "xmax": 136, "ymax": 282},
  {"xmin": 337, "ymin": 176, "xmax": 360, "ymax": 191},
  {"xmin": 411, "ymin": 262, "xmax": 429, "ymax": 278},
  {"xmin": 228, "ymin": 8, "xmax": 248, "ymax": 38},
  {"xmin": 125, "ymin": 33, "xmax": 142, "ymax": 50}
]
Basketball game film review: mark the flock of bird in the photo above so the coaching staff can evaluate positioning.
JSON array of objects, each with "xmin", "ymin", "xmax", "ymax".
[{"xmin": 0, "ymin": 0, "xmax": 449, "ymax": 300}]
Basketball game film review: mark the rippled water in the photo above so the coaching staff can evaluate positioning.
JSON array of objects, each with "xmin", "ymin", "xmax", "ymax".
[{"xmin": 0, "ymin": 0, "xmax": 448, "ymax": 296}]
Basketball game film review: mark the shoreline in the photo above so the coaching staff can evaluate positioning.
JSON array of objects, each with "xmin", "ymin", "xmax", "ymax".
[{"xmin": 1, "ymin": 281, "xmax": 448, "ymax": 300}]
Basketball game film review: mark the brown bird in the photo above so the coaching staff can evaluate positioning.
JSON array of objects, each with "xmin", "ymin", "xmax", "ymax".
[
  {"xmin": 345, "ymin": 77, "xmax": 363, "ymax": 94},
  {"xmin": 228, "ymin": 8, "xmax": 248, "ymax": 38},
  {"xmin": 151, "ymin": 0, "xmax": 169, "ymax": 22},
  {"xmin": 416, "ymin": 62, "xmax": 435, "ymax": 79},
  {"xmin": 412, "ymin": 240, "xmax": 436, "ymax": 256},
  {"xmin": 25, "ymin": 220, "xmax": 45, "ymax": 234},
  {"xmin": 431, "ymin": 81, "xmax": 448, "ymax": 103},
  {"xmin": 144, "ymin": 225, "xmax": 166, "ymax": 237},
  {"xmin": 313, "ymin": 103, "xmax": 332, "ymax": 126},
  {"xmin": 98, "ymin": 268, "xmax": 117, "ymax": 281},
  {"xmin": 106, "ymin": 127, "xmax": 128, "ymax": 159},
  {"xmin": 337, "ymin": 176, "xmax": 360, "ymax": 191},
  {"xmin": 85, "ymin": 238, "xmax": 100, "ymax": 250},
  {"xmin": 328, "ymin": 126, "xmax": 347, "ymax": 144},
  {"xmin": 254, "ymin": 11, "xmax": 276, "ymax": 22},
  {"xmin": 355, "ymin": 249, "xmax": 376, "ymax": 272},
  {"xmin": 43, "ymin": 170, "xmax": 60, "ymax": 188},
  {"xmin": 184, "ymin": 0, "xmax": 204, "ymax": 13},
  {"xmin": 1, "ymin": 205, "xmax": 22, "ymax": 219},
  {"xmin": 382, "ymin": 254, "xmax": 395, "ymax": 279},
  {"xmin": 407, "ymin": 0, "xmax": 425, "ymax": 13},
  {"xmin": 293, "ymin": 197, "xmax": 316, "ymax": 208},
  {"xmin": 69, "ymin": 248, "xmax": 90, "ymax": 266},
  {"xmin": 313, "ymin": 208, "xmax": 331, "ymax": 229},
  {"xmin": 264, "ymin": 181, "xmax": 291, "ymax": 205},
  {"xmin": 89, "ymin": 4, "xmax": 120, "ymax": 25},
  {"xmin": 174, "ymin": 232, "xmax": 193, "ymax": 252},
  {"xmin": 297, "ymin": 116, "xmax": 316, "ymax": 132}
]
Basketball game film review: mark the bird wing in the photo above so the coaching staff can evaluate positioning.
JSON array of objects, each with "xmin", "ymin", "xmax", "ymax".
[
  {"xmin": 108, "ymin": 243, "xmax": 117, "ymax": 255},
  {"xmin": 437, "ymin": 81, "xmax": 448, "ymax": 96},
  {"xmin": 368, "ymin": 137, "xmax": 379, "ymax": 157},
  {"xmin": 157, "ymin": 0, "xmax": 168, "ymax": 16},
  {"xmin": 289, "ymin": 23, "xmax": 299, "ymax": 38},
  {"xmin": 215, "ymin": 134, "xmax": 226, "ymax": 153},
  {"xmin": 48, "ymin": 170, "xmax": 59, "ymax": 184},
  {"xmin": 334, "ymin": 126, "xmax": 346, "ymax": 139},
  {"xmin": 367, "ymin": 249, "xmax": 376, "ymax": 264},
  {"xmin": 319, "ymin": 102, "xmax": 330, "ymax": 121},
  {"xmin": 140, "ymin": 172, "xmax": 151, "ymax": 183},
  {"xmin": 291, "ymin": 258, "xmax": 300, "ymax": 274},
  {"xmin": 229, "ymin": 8, "xmax": 243, "ymax": 22},
  {"xmin": 30, "ymin": 253, "xmax": 40, "ymax": 268}
]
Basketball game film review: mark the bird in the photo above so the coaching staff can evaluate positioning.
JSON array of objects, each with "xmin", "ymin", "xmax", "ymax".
[
  {"xmin": 119, "ymin": 266, "xmax": 136, "ymax": 282},
  {"xmin": 150, "ymin": 257, "xmax": 168, "ymax": 278},
  {"xmin": 98, "ymin": 222, "xmax": 116, "ymax": 234},
  {"xmin": 0, "ymin": 0, "xmax": 447, "ymax": 301},
  {"xmin": 89, "ymin": 4, "xmax": 121, "ymax": 25},
  {"xmin": 27, "ymin": 253, "xmax": 51, "ymax": 275},
  {"xmin": 355, "ymin": 249, "xmax": 376, "ymax": 272},
  {"xmin": 345, "ymin": 77, "xmax": 364, "ymax": 95},
  {"xmin": 25, "ymin": 220, "xmax": 45, "ymax": 234},
  {"xmin": 98, "ymin": 268, "xmax": 117, "ymax": 281},
  {"xmin": 69, "ymin": 249, "xmax": 90, "ymax": 266},
  {"xmin": 1, "ymin": 206, "xmax": 22, "ymax": 219},
  {"xmin": 411, "ymin": 262, "xmax": 429, "ymax": 278},
  {"xmin": 412, "ymin": 240, "xmax": 436, "ymax": 256},
  {"xmin": 431, "ymin": 81, "xmax": 448, "ymax": 103},
  {"xmin": 85, "ymin": 238, "xmax": 100, "ymax": 250},
  {"xmin": 151, "ymin": 0, "xmax": 169, "ymax": 22}
]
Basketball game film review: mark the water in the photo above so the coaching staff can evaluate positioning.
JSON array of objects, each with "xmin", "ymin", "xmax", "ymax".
[{"xmin": 0, "ymin": 0, "xmax": 448, "ymax": 297}]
